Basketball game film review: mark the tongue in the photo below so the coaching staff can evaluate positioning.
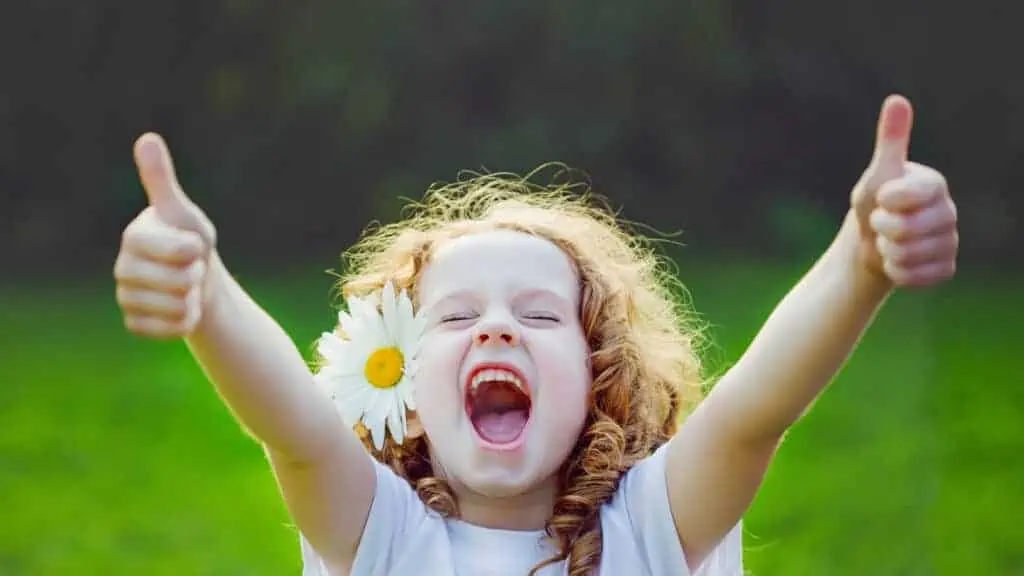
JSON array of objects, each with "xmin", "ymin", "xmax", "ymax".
[{"xmin": 474, "ymin": 409, "xmax": 528, "ymax": 444}]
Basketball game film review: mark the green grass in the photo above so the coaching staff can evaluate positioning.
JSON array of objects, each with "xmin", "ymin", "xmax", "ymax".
[{"xmin": 1, "ymin": 262, "xmax": 1021, "ymax": 575}]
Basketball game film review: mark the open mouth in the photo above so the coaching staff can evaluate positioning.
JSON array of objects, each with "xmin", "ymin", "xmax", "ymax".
[{"xmin": 465, "ymin": 365, "xmax": 532, "ymax": 447}]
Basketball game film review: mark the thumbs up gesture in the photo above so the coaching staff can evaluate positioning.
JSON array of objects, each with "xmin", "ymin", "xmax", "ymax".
[
  {"xmin": 850, "ymin": 95, "xmax": 959, "ymax": 288},
  {"xmin": 114, "ymin": 133, "xmax": 218, "ymax": 339}
]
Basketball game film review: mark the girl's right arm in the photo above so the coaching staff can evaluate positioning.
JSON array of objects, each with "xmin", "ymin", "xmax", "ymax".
[{"xmin": 115, "ymin": 133, "xmax": 374, "ymax": 570}]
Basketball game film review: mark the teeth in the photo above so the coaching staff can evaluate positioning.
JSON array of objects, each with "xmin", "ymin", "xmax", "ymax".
[{"xmin": 469, "ymin": 368, "xmax": 526, "ymax": 396}]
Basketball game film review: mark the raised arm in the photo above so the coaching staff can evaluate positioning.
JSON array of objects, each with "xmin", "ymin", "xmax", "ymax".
[
  {"xmin": 664, "ymin": 96, "xmax": 959, "ymax": 569},
  {"xmin": 114, "ymin": 134, "xmax": 374, "ymax": 569}
]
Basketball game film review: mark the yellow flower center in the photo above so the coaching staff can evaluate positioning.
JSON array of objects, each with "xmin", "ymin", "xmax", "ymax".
[{"xmin": 364, "ymin": 347, "xmax": 404, "ymax": 389}]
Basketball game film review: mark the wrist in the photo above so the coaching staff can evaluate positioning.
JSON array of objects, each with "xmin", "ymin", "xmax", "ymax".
[
  {"xmin": 194, "ymin": 251, "xmax": 234, "ymax": 333},
  {"xmin": 832, "ymin": 211, "xmax": 894, "ymax": 303}
]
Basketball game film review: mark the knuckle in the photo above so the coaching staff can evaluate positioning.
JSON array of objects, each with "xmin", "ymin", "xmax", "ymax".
[
  {"xmin": 889, "ymin": 244, "xmax": 910, "ymax": 265},
  {"xmin": 177, "ymin": 317, "xmax": 197, "ymax": 336},
  {"xmin": 167, "ymin": 302, "xmax": 189, "ymax": 322},
  {"xmin": 167, "ymin": 320, "xmax": 189, "ymax": 338},
  {"xmin": 206, "ymin": 224, "xmax": 218, "ymax": 248},
  {"xmin": 158, "ymin": 266, "xmax": 184, "ymax": 290},
  {"xmin": 119, "ymin": 221, "xmax": 138, "ymax": 243},
  {"xmin": 116, "ymin": 257, "xmax": 146, "ymax": 283},
  {"xmin": 178, "ymin": 231, "xmax": 205, "ymax": 258},
  {"xmin": 113, "ymin": 254, "xmax": 127, "ymax": 280},
  {"xmin": 121, "ymin": 219, "xmax": 150, "ymax": 248},
  {"xmin": 945, "ymin": 199, "xmax": 958, "ymax": 223},
  {"xmin": 876, "ymin": 237, "xmax": 900, "ymax": 263},
  {"xmin": 884, "ymin": 261, "xmax": 910, "ymax": 285},
  {"xmin": 124, "ymin": 315, "xmax": 143, "ymax": 335},
  {"xmin": 175, "ymin": 267, "xmax": 198, "ymax": 291},
  {"xmin": 115, "ymin": 285, "xmax": 131, "ymax": 307},
  {"xmin": 940, "ymin": 259, "xmax": 956, "ymax": 276},
  {"xmin": 113, "ymin": 253, "xmax": 144, "ymax": 283}
]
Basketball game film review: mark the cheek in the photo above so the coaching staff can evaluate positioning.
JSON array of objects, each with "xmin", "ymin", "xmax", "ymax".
[
  {"xmin": 534, "ymin": 336, "xmax": 591, "ymax": 421},
  {"xmin": 411, "ymin": 334, "xmax": 464, "ymax": 424}
]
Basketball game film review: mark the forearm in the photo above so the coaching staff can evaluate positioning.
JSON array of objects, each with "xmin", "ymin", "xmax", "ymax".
[
  {"xmin": 185, "ymin": 253, "xmax": 342, "ymax": 461},
  {"xmin": 707, "ymin": 212, "xmax": 893, "ymax": 442}
]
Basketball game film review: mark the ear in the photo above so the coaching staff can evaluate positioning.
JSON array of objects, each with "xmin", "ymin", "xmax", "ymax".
[{"xmin": 406, "ymin": 410, "xmax": 425, "ymax": 439}]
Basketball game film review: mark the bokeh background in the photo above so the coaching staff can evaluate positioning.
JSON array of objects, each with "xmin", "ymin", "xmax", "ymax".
[{"xmin": 2, "ymin": 2, "xmax": 1021, "ymax": 574}]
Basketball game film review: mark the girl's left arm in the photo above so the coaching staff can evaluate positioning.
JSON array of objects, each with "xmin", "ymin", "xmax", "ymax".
[{"xmin": 663, "ymin": 95, "xmax": 960, "ymax": 571}]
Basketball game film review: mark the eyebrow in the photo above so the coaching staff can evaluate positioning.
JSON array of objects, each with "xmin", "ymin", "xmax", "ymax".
[
  {"xmin": 514, "ymin": 288, "xmax": 574, "ymax": 304},
  {"xmin": 421, "ymin": 288, "xmax": 479, "ymax": 310},
  {"xmin": 425, "ymin": 287, "xmax": 574, "ymax": 309}
]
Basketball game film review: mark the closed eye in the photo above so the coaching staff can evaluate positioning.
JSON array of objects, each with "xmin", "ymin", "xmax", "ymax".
[
  {"xmin": 441, "ymin": 313, "xmax": 477, "ymax": 324},
  {"xmin": 523, "ymin": 313, "xmax": 560, "ymax": 323}
]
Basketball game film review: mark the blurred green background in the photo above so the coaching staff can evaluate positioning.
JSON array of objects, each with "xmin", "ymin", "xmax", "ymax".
[{"xmin": 2, "ymin": 1, "xmax": 1021, "ymax": 574}]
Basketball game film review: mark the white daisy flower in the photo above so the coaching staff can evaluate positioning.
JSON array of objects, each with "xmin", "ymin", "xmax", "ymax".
[{"xmin": 314, "ymin": 281, "xmax": 427, "ymax": 451}]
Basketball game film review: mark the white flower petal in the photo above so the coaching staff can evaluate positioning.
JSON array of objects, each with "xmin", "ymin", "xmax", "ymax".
[
  {"xmin": 387, "ymin": 394, "xmax": 405, "ymax": 445},
  {"xmin": 399, "ymin": 394, "xmax": 409, "ymax": 428},
  {"xmin": 346, "ymin": 296, "xmax": 373, "ymax": 327},
  {"xmin": 366, "ymin": 415, "xmax": 386, "ymax": 451},
  {"xmin": 314, "ymin": 369, "xmax": 342, "ymax": 392},
  {"xmin": 356, "ymin": 292, "xmax": 383, "ymax": 321},
  {"xmin": 341, "ymin": 385, "xmax": 375, "ymax": 420},
  {"xmin": 397, "ymin": 289, "xmax": 414, "ymax": 326},
  {"xmin": 357, "ymin": 311, "xmax": 387, "ymax": 352},
  {"xmin": 403, "ymin": 357, "xmax": 419, "ymax": 379},
  {"xmin": 336, "ymin": 373, "xmax": 368, "ymax": 393},
  {"xmin": 338, "ymin": 397, "xmax": 365, "ymax": 427},
  {"xmin": 394, "ymin": 287, "xmax": 419, "ymax": 346},
  {"xmin": 337, "ymin": 309, "xmax": 365, "ymax": 339},
  {"xmin": 400, "ymin": 314, "xmax": 427, "ymax": 358},
  {"xmin": 345, "ymin": 341, "xmax": 374, "ymax": 372},
  {"xmin": 371, "ymin": 389, "xmax": 395, "ymax": 422},
  {"xmin": 371, "ymin": 395, "xmax": 396, "ymax": 442},
  {"xmin": 346, "ymin": 291, "xmax": 371, "ymax": 313},
  {"xmin": 381, "ymin": 282, "xmax": 399, "ymax": 344},
  {"xmin": 317, "ymin": 332, "xmax": 349, "ymax": 362},
  {"xmin": 343, "ymin": 297, "xmax": 366, "ymax": 325},
  {"xmin": 312, "ymin": 371, "xmax": 335, "ymax": 395},
  {"xmin": 399, "ymin": 378, "xmax": 416, "ymax": 412}
]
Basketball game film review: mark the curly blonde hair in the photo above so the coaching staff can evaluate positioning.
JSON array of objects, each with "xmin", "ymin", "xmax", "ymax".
[{"xmin": 329, "ymin": 165, "xmax": 707, "ymax": 576}]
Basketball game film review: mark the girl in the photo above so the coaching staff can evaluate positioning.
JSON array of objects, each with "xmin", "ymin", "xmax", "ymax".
[{"xmin": 113, "ymin": 94, "xmax": 959, "ymax": 575}]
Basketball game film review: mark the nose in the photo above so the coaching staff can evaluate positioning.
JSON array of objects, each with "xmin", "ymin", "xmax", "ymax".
[{"xmin": 473, "ymin": 314, "xmax": 520, "ymax": 347}]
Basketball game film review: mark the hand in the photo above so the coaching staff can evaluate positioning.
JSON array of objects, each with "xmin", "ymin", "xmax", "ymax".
[
  {"xmin": 114, "ymin": 133, "xmax": 218, "ymax": 339},
  {"xmin": 850, "ymin": 94, "xmax": 959, "ymax": 288}
]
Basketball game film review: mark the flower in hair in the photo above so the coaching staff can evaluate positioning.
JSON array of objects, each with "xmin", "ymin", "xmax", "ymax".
[{"xmin": 314, "ymin": 281, "xmax": 426, "ymax": 450}]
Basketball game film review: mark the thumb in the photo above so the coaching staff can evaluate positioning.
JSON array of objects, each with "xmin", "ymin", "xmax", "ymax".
[
  {"xmin": 867, "ymin": 94, "xmax": 914, "ymax": 181},
  {"xmin": 851, "ymin": 94, "xmax": 914, "ymax": 221},
  {"xmin": 133, "ymin": 133, "xmax": 216, "ymax": 247}
]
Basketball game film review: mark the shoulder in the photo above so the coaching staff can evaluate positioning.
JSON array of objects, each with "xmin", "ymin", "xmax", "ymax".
[
  {"xmin": 602, "ymin": 438, "xmax": 745, "ymax": 575},
  {"xmin": 299, "ymin": 457, "xmax": 435, "ymax": 575}
]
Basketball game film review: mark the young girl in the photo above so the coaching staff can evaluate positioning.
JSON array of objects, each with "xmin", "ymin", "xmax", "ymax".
[{"xmin": 113, "ymin": 94, "xmax": 959, "ymax": 575}]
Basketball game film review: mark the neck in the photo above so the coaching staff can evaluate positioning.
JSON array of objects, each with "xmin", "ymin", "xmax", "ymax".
[{"xmin": 449, "ymin": 475, "xmax": 559, "ymax": 531}]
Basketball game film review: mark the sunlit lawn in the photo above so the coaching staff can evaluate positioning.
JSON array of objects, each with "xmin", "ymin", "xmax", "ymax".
[{"xmin": 2, "ymin": 261, "xmax": 1021, "ymax": 575}]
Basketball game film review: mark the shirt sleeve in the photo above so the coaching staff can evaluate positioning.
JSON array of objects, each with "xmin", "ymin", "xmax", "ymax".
[
  {"xmin": 299, "ymin": 457, "xmax": 429, "ymax": 575},
  {"xmin": 616, "ymin": 438, "xmax": 745, "ymax": 576}
]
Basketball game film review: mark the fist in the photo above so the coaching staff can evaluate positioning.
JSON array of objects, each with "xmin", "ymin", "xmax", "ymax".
[
  {"xmin": 851, "ymin": 95, "xmax": 959, "ymax": 288},
  {"xmin": 114, "ymin": 133, "xmax": 217, "ymax": 339}
]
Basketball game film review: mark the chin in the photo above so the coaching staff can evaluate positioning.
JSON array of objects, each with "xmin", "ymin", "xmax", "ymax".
[
  {"xmin": 442, "ymin": 448, "xmax": 551, "ymax": 500},
  {"xmin": 449, "ymin": 455, "xmax": 534, "ymax": 496},
  {"xmin": 463, "ymin": 476, "xmax": 533, "ymax": 499}
]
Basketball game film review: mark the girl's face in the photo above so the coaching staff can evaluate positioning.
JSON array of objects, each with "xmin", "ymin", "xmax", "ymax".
[{"xmin": 413, "ymin": 230, "xmax": 591, "ymax": 500}]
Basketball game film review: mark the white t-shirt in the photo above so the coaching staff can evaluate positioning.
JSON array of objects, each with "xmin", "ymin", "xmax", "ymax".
[{"xmin": 299, "ymin": 439, "xmax": 744, "ymax": 575}]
